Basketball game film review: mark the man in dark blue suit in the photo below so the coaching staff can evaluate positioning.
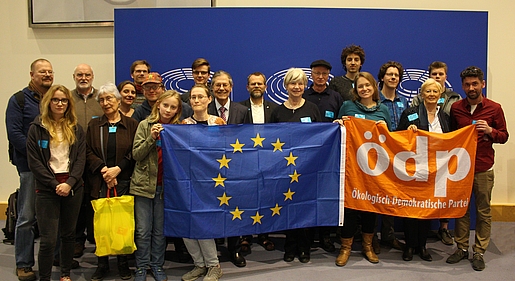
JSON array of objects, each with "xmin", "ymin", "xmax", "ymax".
[
  {"xmin": 208, "ymin": 70, "xmax": 250, "ymax": 124},
  {"xmin": 239, "ymin": 72, "xmax": 277, "ymax": 124},
  {"xmin": 207, "ymin": 70, "xmax": 250, "ymax": 268}
]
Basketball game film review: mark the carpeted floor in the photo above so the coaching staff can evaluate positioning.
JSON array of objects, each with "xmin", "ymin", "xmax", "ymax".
[{"xmin": 0, "ymin": 222, "xmax": 513, "ymax": 281}]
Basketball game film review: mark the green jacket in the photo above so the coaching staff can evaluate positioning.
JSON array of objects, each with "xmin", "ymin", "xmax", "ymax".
[{"xmin": 130, "ymin": 119, "xmax": 159, "ymax": 199}]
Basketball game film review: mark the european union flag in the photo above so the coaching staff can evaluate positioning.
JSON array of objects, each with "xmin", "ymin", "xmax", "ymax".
[{"xmin": 161, "ymin": 123, "xmax": 343, "ymax": 239}]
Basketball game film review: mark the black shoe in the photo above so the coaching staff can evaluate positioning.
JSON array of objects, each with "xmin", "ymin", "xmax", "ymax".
[
  {"xmin": 418, "ymin": 247, "xmax": 432, "ymax": 261},
  {"xmin": 117, "ymin": 256, "xmax": 132, "ymax": 280},
  {"xmin": 283, "ymin": 253, "xmax": 295, "ymax": 262},
  {"xmin": 381, "ymin": 238, "xmax": 405, "ymax": 251},
  {"xmin": 91, "ymin": 265, "xmax": 109, "ymax": 281},
  {"xmin": 298, "ymin": 251, "xmax": 310, "ymax": 263},
  {"xmin": 402, "ymin": 247, "xmax": 414, "ymax": 261},
  {"xmin": 230, "ymin": 252, "xmax": 246, "ymax": 267},
  {"xmin": 321, "ymin": 237, "xmax": 336, "ymax": 253}
]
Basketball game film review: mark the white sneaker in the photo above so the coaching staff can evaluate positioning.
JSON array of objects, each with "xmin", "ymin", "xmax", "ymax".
[{"xmin": 203, "ymin": 265, "xmax": 222, "ymax": 281}]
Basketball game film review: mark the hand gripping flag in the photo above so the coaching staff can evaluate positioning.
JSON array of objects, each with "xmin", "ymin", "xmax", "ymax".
[{"xmin": 161, "ymin": 123, "xmax": 343, "ymax": 239}]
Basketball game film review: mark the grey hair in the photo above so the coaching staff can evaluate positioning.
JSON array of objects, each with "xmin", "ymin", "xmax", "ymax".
[{"xmin": 96, "ymin": 82, "xmax": 121, "ymax": 101}]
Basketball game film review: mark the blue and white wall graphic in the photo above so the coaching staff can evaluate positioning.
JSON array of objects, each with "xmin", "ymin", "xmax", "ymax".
[{"xmin": 115, "ymin": 8, "xmax": 487, "ymax": 103}]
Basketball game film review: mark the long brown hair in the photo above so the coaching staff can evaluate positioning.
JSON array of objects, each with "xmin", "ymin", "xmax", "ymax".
[{"xmin": 40, "ymin": 84, "xmax": 78, "ymax": 144}]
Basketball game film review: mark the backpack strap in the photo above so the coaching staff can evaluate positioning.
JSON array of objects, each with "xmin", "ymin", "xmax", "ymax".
[{"xmin": 13, "ymin": 91, "xmax": 25, "ymax": 110}]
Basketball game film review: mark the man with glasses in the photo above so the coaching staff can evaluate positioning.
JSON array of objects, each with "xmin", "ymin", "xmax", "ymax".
[
  {"xmin": 181, "ymin": 58, "xmax": 211, "ymax": 104},
  {"xmin": 71, "ymin": 64, "xmax": 103, "ymax": 259},
  {"xmin": 132, "ymin": 72, "xmax": 192, "ymax": 122},
  {"xmin": 6, "ymin": 58, "xmax": 54, "ymax": 281},
  {"xmin": 446, "ymin": 66, "xmax": 508, "ymax": 271},
  {"xmin": 208, "ymin": 70, "xmax": 250, "ymax": 267},
  {"xmin": 375, "ymin": 61, "xmax": 409, "ymax": 254},
  {"xmin": 130, "ymin": 60, "xmax": 151, "ymax": 107},
  {"xmin": 303, "ymin": 60, "xmax": 343, "ymax": 123}
]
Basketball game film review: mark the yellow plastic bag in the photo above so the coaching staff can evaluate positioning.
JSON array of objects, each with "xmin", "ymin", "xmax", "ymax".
[{"xmin": 91, "ymin": 189, "xmax": 137, "ymax": 256}]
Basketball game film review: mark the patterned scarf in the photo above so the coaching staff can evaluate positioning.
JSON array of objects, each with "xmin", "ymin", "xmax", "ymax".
[{"xmin": 28, "ymin": 80, "xmax": 50, "ymax": 100}]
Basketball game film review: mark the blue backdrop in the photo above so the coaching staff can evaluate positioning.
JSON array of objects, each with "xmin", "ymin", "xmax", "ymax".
[{"xmin": 114, "ymin": 8, "xmax": 488, "ymax": 103}]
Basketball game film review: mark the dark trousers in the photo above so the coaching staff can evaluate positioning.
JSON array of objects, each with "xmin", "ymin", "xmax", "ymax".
[
  {"xmin": 284, "ymin": 228, "xmax": 312, "ymax": 255},
  {"xmin": 403, "ymin": 218, "xmax": 431, "ymax": 248},
  {"xmin": 75, "ymin": 192, "xmax": 94, "ymax": 244},
  {"xmin": 340, "ymin": 209, "xmax": 376, "ymax": 238},
  {"xmin": 36, "ymin": 188, "xmax": 83, "ymax": 280}
]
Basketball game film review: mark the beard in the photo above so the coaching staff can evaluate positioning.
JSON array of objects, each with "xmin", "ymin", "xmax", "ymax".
[{"xmin": 250, "ymin": 90, "xmax": 264, "ymax": 99}]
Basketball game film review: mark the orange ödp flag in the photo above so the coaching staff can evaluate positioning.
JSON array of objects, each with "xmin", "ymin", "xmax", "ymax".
[{"xmin": 342, "ymin": 118, "xmax": 477, "ymax": 219}]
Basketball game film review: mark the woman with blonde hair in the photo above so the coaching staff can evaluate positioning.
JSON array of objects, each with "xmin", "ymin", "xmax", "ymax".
[
  {"xmin": 397, "ymin": 78, "xmax": 449, "ymax": 262},
  {"xmin": 131, "ymin": 90, "xmax": 182, "ymax": 281},
  {"xmin": 27, "ymin": 84, "xmax": 86, "ymax": 281}
]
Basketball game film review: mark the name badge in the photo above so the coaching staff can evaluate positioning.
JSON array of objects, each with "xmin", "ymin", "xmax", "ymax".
[
  {"xmin": 109, "ymin": 126, "xmax": 117, "ymax": 133},
  {"xmin": 396, "ymin": 101, "xmax": 405, "ymax": 108},
  {"xmin": 354, "ymin": 114, "xmax": 365, "ymax": 119},
  {"xmin": 156, "ymin": 139, "xmax": 162, "ymax": 147},
  {"xmin": 408, "ymin": 113, "xmax": 419, "ymax": 121},
  {"xmin": 438, "ymin": 97, "xmax": 445, "ymax": 104},
  {"xmin": 300, "ymin": 117, "xmax": 312, "ymax": 123},
  {"xmin": 325, "ymin": 111, "xmax": 335, "ymax": 119},
  {"xmin": 38, "ymin": 140, "xmax": 48, "ymax": 149}
]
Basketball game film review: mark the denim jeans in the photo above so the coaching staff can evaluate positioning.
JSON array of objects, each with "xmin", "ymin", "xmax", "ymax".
[
  {"xmin": 134, "ymin": 186, "xmax": 165, "ymax": 269},
  {"xmin": 35, "ymin": 188, "xmax": 83, "ymax": 280},
  {"xmin": 15, "ymin": 171, "xmax": 36, "ymax": 268}
]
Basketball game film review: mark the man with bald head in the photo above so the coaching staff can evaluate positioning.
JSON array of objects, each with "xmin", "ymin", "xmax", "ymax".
[
  {"xmin": 6, "ymin": 58, "xmax": 54, "ymax": 281},
  {"xmin": 71, "ymin": 64, "xmax": 103, "ymax": 258}
]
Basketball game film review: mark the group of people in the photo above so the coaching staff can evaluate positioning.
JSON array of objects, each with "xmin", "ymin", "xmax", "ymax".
[{"xmin": 5, "ymin": 43, "xmax": 508, "ymax": 281}]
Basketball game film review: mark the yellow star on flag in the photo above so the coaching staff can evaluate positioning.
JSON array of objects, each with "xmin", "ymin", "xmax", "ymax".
[
  {"xmin": 217, "ymin": 192, "xmax": 232, "ymax": 206},
  {"xmin": 271, "ymin": 138, "xmax": 285, "ymax": 152},
  {"xmin": 284, "ymin": 152, "xmax": 298, "ymax": 166},
  {"xmin": 289, "ymin": 170, "xmax": 301, "ymax": 183},
  {"xmin": 230, "ymin": 139, "xmax": 245, "ymax": 153},
  {"xmin": 251, "ymin": 211, "xmax": 264, "ymax": 225},
  {"xmin": 251, "ymin": 133, "xmax": 265, "ymax": 147},
  {"xmin": 230, "ymin": 207, "xmax": 244, "ymax": 220},
  {"xmin": 212, "ymin": 173, "xmax": 226, "ymax": 187},
  {"xmin": 270, "ymin": 203, "xmax": 282, "ymax": 216},
  {"xmin": 283, "ymin": 188, "xmax": 295, "ymax": 201},
  {"xmin": 216, "ymin": 154, "xmax": 231, "ymax": 169}
]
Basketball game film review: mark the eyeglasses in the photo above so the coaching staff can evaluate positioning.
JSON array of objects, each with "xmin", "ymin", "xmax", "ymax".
[
  {"xmin": 311, "ymin": 72, "xmax": 329, "ymax": 77},
  {"xmin": 192, "ymin": 70, "xmax": 209, "ymax": 75},
  {"xmin": 38, "ymin": 70, "xmax": 54, "ymax": 76},
  {"xmin": 143, "ymin": 84, "xmax": 161, "ymax": 91},
  {"xmin": 51, "ymin": 98, "xmax": 69, "ymax": 105},
  {"xmin": 190, "ymin": 95, "xmax": 208, "ymax": 101},
  {"xmin": 213, "ymin": 83, "xmax": 230, "ymax": 89}
]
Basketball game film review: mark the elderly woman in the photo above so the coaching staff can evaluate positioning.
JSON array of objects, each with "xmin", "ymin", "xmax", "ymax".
[
  {"xmin": 26, "ymin": 85, "xmax": 86, "ymax": 281},
  {"xmin": 86, "ymin": 82, "xmax": 139, "ymax": 280},
  {"xmin": 270, "ymin": 68, "xmax": 321, "ymax": 264},
  {"xmin": 117, "ymin": 81, "xmax": 136, "ymax": 117},
  {"xmin": 334, "ymin": 72, "xmax": 392, "ymax": 267},
  {"xmin": 396, "ymin": 78, "xmax": 449, "ymax": 262}
]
